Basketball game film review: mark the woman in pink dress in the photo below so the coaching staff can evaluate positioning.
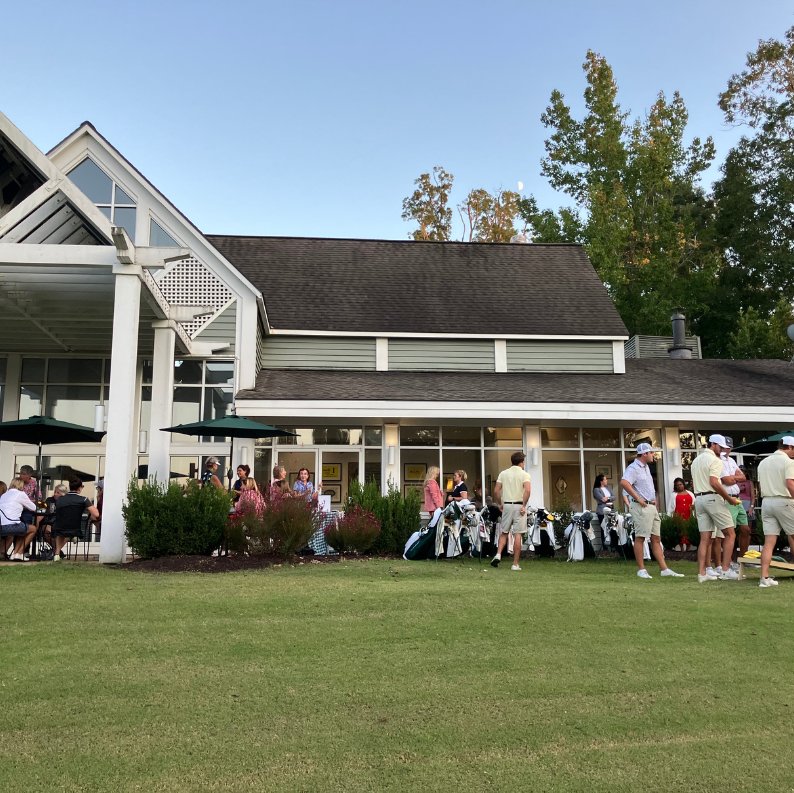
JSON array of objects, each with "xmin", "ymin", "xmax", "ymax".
[{"xmin": 422, "ymin": 466, "xmax": 443, "ymax": 513}]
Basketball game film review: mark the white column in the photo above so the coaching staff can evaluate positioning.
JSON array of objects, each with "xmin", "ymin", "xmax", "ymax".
[
  {"xmin": 0, "ymin": 354, "xmax": 22, "ymax": 480},
  {"xmin": 524, "ymin": 425, "xmax": 543, "ymax": 509},
  {"xmin": 148, "ymin": 321, "xmax": 176, "ymax": 484},
  {"xmin": 384, "ymin": 423, "xmax": 399, "ymax": 494},
  {"xmin": 662, "ymin": 426, "xmax": 682, "ymax": 512},
  {"xmin": 101, "ymin": 269, "xmax": 142, "ymax": 563}
]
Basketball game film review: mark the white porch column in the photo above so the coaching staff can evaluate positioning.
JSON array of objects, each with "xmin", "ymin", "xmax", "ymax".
[
  {"xmin": 0, "ymin": 354, "xmax": 22, "ymax": 480},
  {"xmin": 662, "ymin": 426, "xmax": 682, "ymax": 512},
  {"xmin": 524, "ymin": 425, "xmax": 543, "ymax": 509},
  {"xmin": 147, "ymin": 321, "xmax": 176, "ymax": 484},
  {"xmin": 101, "ymin": 269, "xmax": 142, "ymax": 563},
  {"xmin": 384, "ymin": 423, "xmax": 399, "ymax": 494}
]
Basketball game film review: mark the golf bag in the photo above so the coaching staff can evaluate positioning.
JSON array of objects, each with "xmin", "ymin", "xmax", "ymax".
[
  {"xmin": 565, "ymin": 511, "xmax": 596, "ymax": 561},
  {"xmin": 437, "ymin": 500, "xmax": 484, "ymax": 557},
  {"xmin": 404, "ymin": 508, "xmax": 443, "ymax": 560},
  {"xmin": 601, "ymin": 507, "xmax": 632, "ymax": 560},
  {"xmin": 619, "ymin": 513, "xmax": 651, "ymax": 560},
  {"xmin": 530, "ymin": 508, "xmax": 559, "ymax": 558}
]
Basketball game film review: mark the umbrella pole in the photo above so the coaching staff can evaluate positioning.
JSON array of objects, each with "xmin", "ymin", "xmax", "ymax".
[{"xmin": 227, "ymin": 437, "xmax": 234, "ymax": 491}]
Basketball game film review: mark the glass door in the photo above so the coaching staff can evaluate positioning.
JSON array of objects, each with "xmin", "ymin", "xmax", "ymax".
[{"xmin": 319, "ymin": 450, "xmax": 361, "ymax": 508}]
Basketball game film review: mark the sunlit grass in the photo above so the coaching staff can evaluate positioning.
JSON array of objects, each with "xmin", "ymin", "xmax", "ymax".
[{"xmin": 2, "ymin": 557, "xmax": 792, "ymax": 792}]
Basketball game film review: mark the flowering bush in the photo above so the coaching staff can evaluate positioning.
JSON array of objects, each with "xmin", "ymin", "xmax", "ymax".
[
  {"xmin": 245, "ymin": 489, "xmax": 317, "ymax": 558},
  {"xmin": 325, "ymin": 505, "xmax": 381, "ymax": 554}
]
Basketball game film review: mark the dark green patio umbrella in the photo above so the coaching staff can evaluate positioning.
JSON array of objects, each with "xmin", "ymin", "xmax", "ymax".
[
  {"xmin": 0, "ymin": 415, "xmax": 106, "ymax": 490},
  {"xmin": 733, "ymin": 431, "xmax": 794, "ymax": 456},
  {"xmin": 160, "ymin": 415, "xmax": 296, "ymax": 484}
]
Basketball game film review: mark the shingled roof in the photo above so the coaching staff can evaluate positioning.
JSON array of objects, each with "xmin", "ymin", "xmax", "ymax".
[
  {"xmin": 206, "ymin": 235, "xmax": 628, "ymax": 337},
  {"xmin": 237, "ymin": 358, "xmax": 794, "ymax": 406}
]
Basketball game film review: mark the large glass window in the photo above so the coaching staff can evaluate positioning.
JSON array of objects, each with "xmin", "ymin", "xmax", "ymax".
[
  {"xmin": 484, "ymin": 427, "xmax": 522, "ymax": 447},
  {"xmin": 541, "ymin": 427, "xmax": 580, "ymax": 448},
  {"xmin": 400, "ymin": 426, "xmax": 439, "ymax": 446},
  {"xmin": 67, "ymin": 157, "xmax": 137, "ymax": 240},
  {"xmin": 18, "ymin": 357, "xmax": 110, "ymax": 421},
  {"xmin": 149, "ymin": 218, "xmax": 179, "ymax": 247}
]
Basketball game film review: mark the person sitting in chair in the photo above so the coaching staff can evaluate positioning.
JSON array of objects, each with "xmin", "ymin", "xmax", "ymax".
[
  {"xmin": 53, "ymin": 478, "xmax": 100, "ymax": 561},
  {"xmin": 39, "ymin": 484, "xmax": 68, "ymax": 542}
]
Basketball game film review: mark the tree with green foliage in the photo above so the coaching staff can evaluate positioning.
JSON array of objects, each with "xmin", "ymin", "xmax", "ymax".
[
  {"xmin": 726, "ymin": 298, "xmax": 794, "ymax": 360},
  {"xmin": 521, "ymin": 51, "xmax": 722, "ymax": 338},
  {"xmin": 709, "ymin": 27, "xmax": 794, "ymax": 356},
  {"xmin": 459, "ymin": 188, "xmax": 522, "ymax": 242},
  {"xmin": 401, "ymin": 166, "xmax": 454, "ymax": 241}
]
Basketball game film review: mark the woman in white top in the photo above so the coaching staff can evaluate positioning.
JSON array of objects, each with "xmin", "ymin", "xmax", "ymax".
[{"xmin": 1, "ymin": 477, "xmax": 37, "ymax": 562}]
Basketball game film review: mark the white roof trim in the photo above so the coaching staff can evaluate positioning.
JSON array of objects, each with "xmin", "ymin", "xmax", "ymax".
[
  {"xmin": 237, "ymin": 399, "xmax": 794, "ymax": 423},
  {"xmin": 264, "ymin": 328, "xmax": 629, "ymax": 341}
]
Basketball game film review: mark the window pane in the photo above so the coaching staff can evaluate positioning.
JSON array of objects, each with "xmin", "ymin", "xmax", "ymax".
[
  {"xmin": 19, "ymin": 384, "xmax": 43, "ymax": 418},
  {"xmin": 174, "ymin": 360, "xmax": 203, "ymax": 384},
  {"xmin": 541, "ymin": 427, "xmax": 580, "ymax": 448},
  {"xmin": 205, "ymin": 361, "xmax": 235, "ymax": 386},
  {"xmin": 67, "ymin": 158, "xmax": 112, "ymax": 204},
  {"xmin": 679, "ymin": 430, "xmax": 697, "ymax": 450},
  {"xmin": 149, "ymin": 218, "xmax": 178, "ymax": 246},
  {"xmin": 46, "ymin": 385, "xmax": 101, "ymax": 426},
  {"xmin": 21, "ymin": 358, "xmax": 45, "ymax": 382},
  {"xmin": 441, "ymin": 426, "xmax": 481, "ymax": 447},
  {"xmin": 484, "ymin": 450, "xmax": 519, "ymax": 501},
  {"xmin": 623, "ymin": 428, "xmax": 661, "ymax": 449},
  {"xmin": 484, "ymin": 427, "xmax": 522, "ymax": 447},
  {"xmin": 112, "ymin": 207, "xmax": 136, "ymax": 241},
  {"xmin": 99, "ymin": 206, "xmax": 112, "ymax": 219},
  {"xmin": 363, "ymin": 426, "xmax": 382, "ymax": 446},
  {"xmin": 203, "ymin": 387, "xmax": 232, "ymax": 421},
  {"xmin": 47, "ymin": 359, "xmax": 103, "ymax": 384},
  {"xmin": 311, "ymin": 427, "xmax": 361, "ymax": 445},
  {"xmin": 400, "ymin": 426, "xmax": 439, "ymax": 446},
  {"xmin": 442, "ymin": 449, "xmax": 481, "ymax": 502},
  {"xmin": 582, "ymin": 427, "xmax": 620, "ymax": 448},
  {"xmin": 277, "ymin": 428, "xmax": 314, "ymax": 445},
  {"xmin": 364, "ymin": 450, "xmax": 382, "ymax": 490},
  {"xmin": 140, "ymin": 386, "xmax": 152, "ymax": 433},
  {"xmin": 171, "ymin": 388, "xmax": 201, "ymax": 436},
  {"xmin": 141, "ymin": 360, "xmax": 153, "ymax": 385},
  {"xmin": 114, "ymin": 184, "xmax": 136, "ymax": 205}
]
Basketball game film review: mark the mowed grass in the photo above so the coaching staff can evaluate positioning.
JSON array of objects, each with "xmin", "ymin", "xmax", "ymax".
[{"xmin": 1, "ymin": 557, "xmax": 793, "ymax": 792}]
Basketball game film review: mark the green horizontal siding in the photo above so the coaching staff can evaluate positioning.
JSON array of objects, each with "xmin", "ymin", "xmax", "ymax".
[
  {"xmin": 507, "ymin": 340, "xmax": 613, "ymax": 372},
  {"xmin": 389, "ymin": 340, "xmax": 494, "ymax": 371},
  {"xmin": 194, "ymin": 302, "xmax": 236, "ymax": 353},
  {"xmin": 260, "ymin": 336, "xmax": 376, "ymax": 370}
]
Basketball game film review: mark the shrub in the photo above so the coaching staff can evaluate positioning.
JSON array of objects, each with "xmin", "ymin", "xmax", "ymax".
[
  {"xmin": 325, "ymin": 505, "xmax": 381, "ymax": 553},
  {"xmin": 345, "ymin": 479, "xmax": 421, "ymax": 555},
  {"xmin": 124, "ymin": 478, "xmax": 231, "ymax": 558},
  {"xmin": 551, "ymin": 493, "xmax": 574, "ymax": 548},
  {"xmin": 256, "ymin": 490, "xmax": 317, "ymax": 558}
]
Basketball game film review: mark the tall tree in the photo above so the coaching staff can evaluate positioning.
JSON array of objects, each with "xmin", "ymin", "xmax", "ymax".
[
  {"xmin": 521, "ymin": 51, "xmax": 721, "ymax": 338},
  {"xmin": 458, "ymin": 188, "xmax": 522, "ymax": 242},
  {"xmin": 709, "ymin": 27, "xmax": 794, "ymax": 354},
  {"xmin": 401, "ymin": 166, "xmax": 453, "ymax": 241}
]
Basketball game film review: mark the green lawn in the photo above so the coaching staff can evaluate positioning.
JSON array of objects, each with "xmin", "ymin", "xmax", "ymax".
[{"xmin": 2, "ymin": 557, "xmax": 792, "ymax": 792}]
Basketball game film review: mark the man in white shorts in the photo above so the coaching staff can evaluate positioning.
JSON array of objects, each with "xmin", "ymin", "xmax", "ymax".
[
  {"xmin": 756, "ymin": 436, "xmax": 794, "ymax": 588},
  {"xmin": 491, "ymin": 451, "xmax": 532, "ymax": 572},
  {"xmin": 620, "ymin": 443, "xmax": 683, "ymax": 580},
  {"xmin": 690, "ymin": 434, "xmax": 741, "ymax": 583}
]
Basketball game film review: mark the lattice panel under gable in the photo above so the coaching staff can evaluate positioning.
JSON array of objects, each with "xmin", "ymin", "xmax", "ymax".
[{"xmin": 155, "ymin": 257, "xmax": 234, "ymax": 338}]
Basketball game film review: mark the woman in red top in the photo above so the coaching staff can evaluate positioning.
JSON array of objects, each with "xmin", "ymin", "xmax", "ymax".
[
  {"xmin": 422, "ymin": 466, "xmax": 443, "ymax": 513},
  {"xmin": 671, "ymin": 477, "xmax": 694, "ymax": 520}
]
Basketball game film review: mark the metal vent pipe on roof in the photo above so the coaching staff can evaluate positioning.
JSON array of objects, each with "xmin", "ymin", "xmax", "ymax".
[{"xmin": 668, "ymin": 310, "xmax": 692, "ymax": 359}]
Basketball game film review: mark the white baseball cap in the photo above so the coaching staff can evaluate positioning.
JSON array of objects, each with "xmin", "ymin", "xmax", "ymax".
[
  {"xmin": 708, "ymin": 434, "xmax": 729, "ymax": 448},
  {"xmin": 636, "ymin": 443, "xmax": 660, "ymax": 455},
  {"xmin": 781, "ymin": 436, "xmax": 794, "ymax": 447}
]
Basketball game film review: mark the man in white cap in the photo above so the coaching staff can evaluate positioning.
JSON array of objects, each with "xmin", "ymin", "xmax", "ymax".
[
  {"xmin": 690, "ymin": 434, "xmax": 741, "ymax": 583},
  {"xmin": 711, "ymin": 436, "xmax": 746, "ymax": 580},
  {"xmin": 620, "ymin": 443, "xmax": 684, "ymax": 579},
  {"xmin": 755, "ymin": 436, "xmax": 794, "ymax": 588}
]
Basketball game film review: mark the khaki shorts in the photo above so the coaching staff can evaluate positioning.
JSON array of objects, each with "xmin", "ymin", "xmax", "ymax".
[
  {"xmin": 499, "ymin": 503, "xmax": 528, "ymax": 535},
  {"xmin": 629, "ymin": 502, "xmax": 660, "ymax": 538},
  {"xmin": 761, "ymin": 497, "xmax": 794, "ymax": 537},
  {"xmin": 695, "ymin": 493, "xmax": 733, "ymax": 535}
]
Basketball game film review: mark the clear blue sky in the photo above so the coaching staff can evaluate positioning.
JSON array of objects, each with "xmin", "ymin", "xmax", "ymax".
[{"xmin": 5, "ymin": 0, "xmax": 793, "ymax": 240}]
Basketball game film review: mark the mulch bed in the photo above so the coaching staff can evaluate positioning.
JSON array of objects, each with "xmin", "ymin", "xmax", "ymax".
[{"xmin": 122, "ymin": 547, "xmax": 701, "ymax": 573}]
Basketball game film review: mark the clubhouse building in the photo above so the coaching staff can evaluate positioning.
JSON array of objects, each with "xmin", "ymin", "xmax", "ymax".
[{"xmin": 1, "ymin": 111, "xmax": 793, "ymax": 562}]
